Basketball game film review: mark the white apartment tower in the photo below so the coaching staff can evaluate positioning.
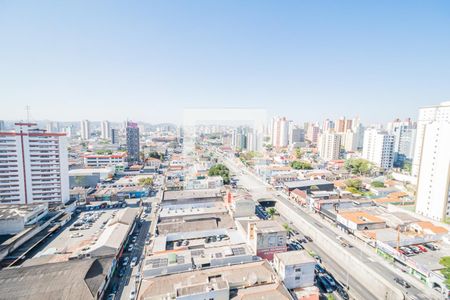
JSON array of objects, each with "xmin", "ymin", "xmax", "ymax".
[
  {"xmin": 80, "ymin": 119, "xmax": 91, "ymax": 140},
  {"xmin": 318, "ymin": 132, "xmax": 342, "ymax": 161},
  {"xmin": 362, "ymin": 128, "xmax": 395, "ymax": 169},
  {"xmin": 100, "ymin": 120, "xmax": 111, "ymax": 140},
  {"xmin": 271, "ymin": 117, "xmax": 289, "ymax": 148},
  {"xmin": 414, "ymin": 101, "xmax": 450, "ymax": 221},
  {"xmin": 0, "ymin": 123, "xmax": 69, "ymax": 204}
]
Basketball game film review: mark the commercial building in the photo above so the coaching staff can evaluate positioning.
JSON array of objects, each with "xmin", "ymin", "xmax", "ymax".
[
  {"xmin": 306, "ymin": 123, "xmax": 320, "ymax": 144},
  {"xmin": 83, "ymin": 152, "xmax": 127, "ymax": 167},
  {"xmin": 138, "ymin": 260, "xmax": 291, "ymax": 300},
  {"xmin": 100, "ymin": 120, "xmax": 110, "ymax": 140},
  {"xmin": 318, "ymin": 132, "xmax": 341, "ymax": 161},
  {"xmin": 288, "ymin": 123, "xmax": 305, "ymax": 145},
  {"xmin": 337, "ymin": 211, "xmax": 386, "ymax": 232},
  {"xmin": 0, "ymin": 257, "xmax": 113, "ymax": 300},
  {"xmin": 283, "ymin": 179, "xmax": 334, "ymax": 195},
  {"xmin": 0, "ymin": 203, "xmax": 48, "ymax": 234},
  {"xmin": 237, "ymin": 219, "xmax": 287, "ymax": 260},
  {"xmin": 414, "ymin": 101, "xmax": 450, "ymax": 221},
  {"xmin": 80, "ymin": 119, "xmax": 90, "ymax": 140},
  {"xmin": 362, "ymin": 128, "xmax": 395, "ymax": 169},
  {"xmin": 273, "ymin": 250, "xmax": 316, "ymax": 289},
  {"xmin": 0, "ymin": 123, "xmax": 69, "ymax": 204},
  {"xmin": 126, "ymin": 121, "xmax": 140, "ymax": 164}
]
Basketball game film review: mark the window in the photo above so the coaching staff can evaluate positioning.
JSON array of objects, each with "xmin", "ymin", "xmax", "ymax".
[
  {"xmin": 295, "ymin": 268, "xmax": 301, "ymax": 272},
  {"xmin": 295, "ymin": 276, "xmax": 301, "ymax": 280}
]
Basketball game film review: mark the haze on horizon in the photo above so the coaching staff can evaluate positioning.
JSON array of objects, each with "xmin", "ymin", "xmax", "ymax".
[{"xmin": 1, "ymin": 1, "xmax": 450, "ymax": 125}]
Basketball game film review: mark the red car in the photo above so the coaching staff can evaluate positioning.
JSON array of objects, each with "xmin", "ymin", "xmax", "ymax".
[
  {"xmin": 416, "ymin": 245, "xmax": 428, "ymax": 252},
  {"xmin": 398, "ymin": 249, "xmax": 406, "ymax": 255}
]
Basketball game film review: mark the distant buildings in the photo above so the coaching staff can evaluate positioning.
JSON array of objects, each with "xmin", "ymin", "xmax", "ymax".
[
  {"xmin": 80, "ymin": 119, "xmax": 90, "ymax": 140},
  {"xmin": 0, "ymin": 120, "xmax": 5, "ymax": 131},
  {"xmin": 387, "ymin": 118, "xmax": 416, "ymax": 167},
  {"xmin": 271, "ymin": 116, "xmax": 289, "ymax": 148},
  {"xmin": 414, "ymin": 101, "xmax": 450, "ymax": 221},
  {"xmin": 111, "ymin": 128, "xmax": 119, "ymax": 145},
  {"xmin": 0, "ymin": 123, "xmax": 69, "ymax": 204},
  {"xmin": 318, "ymin": 132, "xmax": 341, "ymax": 161},
  {"xmin": 126, "ymin": 121, "xmax": 140, "ymax": 164},
  {"xmin": 306, "ymin": 122, "xmax": 320, "ymax": 144},
  {"xmin": 288, "ymin": 122, "xmax": 305, "ymax": 145},
  {"xmin": 100, "ymin": 120, "xmax": 110, "ymax": 140},
  {"xmin": 362, "ymin": 128, "xmax": 395, "ymax": 169}
]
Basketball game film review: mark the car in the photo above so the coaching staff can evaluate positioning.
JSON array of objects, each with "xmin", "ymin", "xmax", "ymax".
[
  {"xmin": 122, "ymin": 257, "xmax": 130, "ymax": 266},
  {"xmin": 106, "ymin": 293, "xmax": 115, "ymax": 300},
  {"xmin": 182, "ymin": 240, "xmax": 189, "ymax": 246},
  {"xmin": 130, "ymin": 256, "xmax": 138, "ymax": 267},
  {"xmin": 394, "ymin": 277, "xmax": 410, "ymax": 288},
  {"xmin": 129, "ymin": 290, "xmax": 136, "ymax": 300},
  {"xmin": 408, "ymin": 246, "xmax": 421, "ymax": 254},
  {"xmin": 119, "ymin": 268, "xmax": 126, "ymax": 277},
  {"xmin": 131, "ymin": 236, "xmax": 137, "ymax": 243},
  {"xmin": 416, "ymin": 245, "xmax": 428, "ymax": 252},
  {"xmin": 337, "ymin": 286, "xmax": 349, "ymax": 300},
  {"xmin": 304, "ymin": 236, "xmax": 313, "ymax": 242},
  {"xmin": 176, "ymin": 240, "xmax": 183, "ymax": 246},
  {"xmin": 313, "ymin": 255, "xmax": 322, "ymax": 263},
  {"xmin": 128, "ymin": 244, "xmax": 134, "ymax": 252},
  {"xmin": 424, "ymin": 243, "xmax": 438, "ymax": 251},
  {"xmin": 135, "ymin": 272, "xmax": 141, "ymax": 283},
  {"xmin": 315, "ymin": 264, "xmax": 326, "ymax": 274}
]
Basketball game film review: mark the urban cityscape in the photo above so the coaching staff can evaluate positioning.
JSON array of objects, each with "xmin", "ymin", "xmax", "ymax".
[{"xmin": 1, "ymin": 2, "xmax": 450, "ymax": 300}]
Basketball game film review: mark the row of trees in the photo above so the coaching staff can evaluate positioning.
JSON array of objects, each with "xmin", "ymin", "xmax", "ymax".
[{"xmin": 290, "ymin": 160, "xmax": 313, "ymax": 170}]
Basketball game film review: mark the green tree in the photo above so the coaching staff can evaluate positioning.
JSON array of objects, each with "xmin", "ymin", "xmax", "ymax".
[
  {"xmin": 138, "ymin": 177, "xmax": 153, "ymax": 186},
  {"xmin": 208, "ymin": 164, "xmax": 230, "ymax": 184},
  {"xmin": 439, "ymin": 256, "xmax": 450, "ymax": 289},
  {"xmin": 148, "ymin": 151, "xmax": 164, "ymax": 160},
  {"xmin": 345, "ymin": 178, "xmax": 363, "ymax": 194},
  {"xmin": 266, "ymin": 207, "xmax": 277, "ymax": 220},
  {"xmin": 345, "ymin": 158, "xmax": 373, "ymax": 175},
  {"xmin": 283, "ymin": 223, "xmax": 294, "ymax": 237},
  {"xmin": 290, "ymin": 160, "xmax": 313, "ymax": 170},
  {"xmin": 371, "ymin": 181, "xmax": 385, "ymax": 188},
  {"xmin": 403, "ymin": 161, "xmax": 412, "ymax": 173},
  {"xmin": 294, "ymin": 148, "xmax": 302, "ymax": 159}
]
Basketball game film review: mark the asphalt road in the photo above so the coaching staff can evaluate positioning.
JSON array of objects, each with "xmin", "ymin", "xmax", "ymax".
[{"xmin": 219, "ymin": 153, "xmax": 441, "ymax": 300}]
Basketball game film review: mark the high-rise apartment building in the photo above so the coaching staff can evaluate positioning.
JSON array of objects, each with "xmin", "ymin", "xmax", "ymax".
[
  {"xmin": 100, "ymin": 120, "xmax": 111, "ymax": 140},
  {"xmin": 126, "ymin": 121, "xmax": 140, "ymax": 164},
  {"xmin": 414, "ymin": 101, "xmax": 450, "ymax": 221},
  {"xmin": 336, "ymin": 117, "xmax": 353, "ymax": 133},
  {"xmin": 0, "ymin": 121, "xmax": 5, "ymax": 131},
  {"xmin": 288, "ymin": 123, "xmax": 304, "ymax": 145},
  {"xmin": 362, "ymin": 128, "xmax": 395, "ymax": 169},
  {"xmin": 318, "ymin": 132, "xmax": 342, "ymax": 161},
  {"xmin": 271, "ymin": 117, "xmax": 289, "ymax": 148},
  {"xmin": 322, "ymin": 119, "xmax": 335, "ymax": 132},
  {"xmin": 80, "ymin": 120, "xmax": 90, "ymax": 140},
  {"xmin": 387, "ymin": 118, "xmax": 416, "ymax": 167},
  {"xmin": 0, "ymin": 123, "xmax": 69, "ymax": 204},
  {"xmin": 306, "ymin": 123, "xmax": 320, "ymax": 144},
  {"xmin": 111, "ymin": 128, "xmax": 119, "ymax": 145}
]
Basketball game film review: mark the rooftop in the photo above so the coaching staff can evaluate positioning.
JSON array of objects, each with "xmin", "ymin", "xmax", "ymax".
[
  {"xmin": 163, "ymin": 188, "xmax": 222, "ymax": 202},
  {"xmin": 338, "ymin": 211, "xmax": 384, "ymax": 224},
  {"xmin": 274, "ymin": 250, "xmax": 316, "ymax": 265},
  {"xmin": 0, "ymin": 203, "xmax": 48, "ymax": 220},
  {"xmin": 0, "ymin": 257, "xmax": 112, "ymax": 300},
  {"xmin": 284, "ymin": 179, "xmax": 332, "ymax": 189}
]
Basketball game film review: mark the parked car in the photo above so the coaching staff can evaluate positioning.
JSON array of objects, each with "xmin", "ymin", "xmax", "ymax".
[
  {"xmin": 122, "ymin": 257, "xmax": 129, "ymax": 267},
  {"xmin": 408, "ymin": 246, "xmax": 421, "ymax": 254},
  {"xmin": 130, "ymin": 256, "xmax": 138, "ymax": 267},
  {"xmin": 394, "ymin": 277, "xmax": 410, "ymax": 288},
  {"xmin": 315, "ymin": 264, "xmax": 326, "ymax": 274},
  {"xmin": 304, "ymin": 236, "xmax": 313, "ymax": 242},
  {"xmin": 129, "ymin": 290, "xmax": 136, "ymax": 300},
  {"xmin": 131, "ymin": 236, "xmax": 137, "ymax": 243},
  {"xmin": 337, "ymin": 286, "xmax": 349, "ymax": 300},
  {"xmin": 106, "ymin": 293, "xmax": 115, "ymax": 300},
  {"xmin": 119, "ymin": 268, "xmax": 126, "ymax": 277},
  {"xmin": 128, "ymin": 244, "xmax": 134, "ymax": 252},
  {"xmin": 416, "ymin": 245, "xmax": 428, "ymax": 252},
  {"xmin": 424, "ymin": 243, "xmax": 438, "ymax": 251}
]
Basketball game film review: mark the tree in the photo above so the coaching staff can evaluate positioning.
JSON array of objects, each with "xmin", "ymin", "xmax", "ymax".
[
  {"xmin": 371, "ymin": 181, "xmax": 385, "ymax": 188},
  {"xmin": 138, "ymin": 177, "xmax": 153, "ymax": 186},
  {"xmin": 345, "ymin": 178, "xmax": 363, "ymax": 194},
  {"xmin": 283, "ymin": 223, "xmax": 294, "ymax": 237},
  {"xmin": 439, "ymin": 256, "xmax": 450, "ymax": 289},
  {"xmin": 294, "ymin": 148, "xmax": 302, "ymax": 159},
  {"xmin": 290, "ymin": 160, "xmax": 313, "ymax": 170},
  {"xmin": 345, "ymin": 158, "xmax": 373, "ymax": 175},
  {"xmin": 148, "ymin": 151, "xmax": 164, "ymax": 160},
  {"xmin": 208, "ymin": 164, "xmax": 230, "ymax": 184},
  {"xmin": 266, "ymin": 207, "xmax": 277, "ymax": 220},
  {"xmin": 403, "ymin": 161, "xmax": 412, "ymax": 173}
]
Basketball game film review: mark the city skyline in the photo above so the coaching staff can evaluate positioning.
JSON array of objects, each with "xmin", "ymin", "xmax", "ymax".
[{"xmin": 1, "ymin": 1, "xmax": 450, "ymax": 123}]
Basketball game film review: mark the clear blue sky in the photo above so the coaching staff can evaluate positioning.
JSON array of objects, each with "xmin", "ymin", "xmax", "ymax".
[{"xmin": 1, "ymin": 1, "xmax": 449, "ymax": 125}]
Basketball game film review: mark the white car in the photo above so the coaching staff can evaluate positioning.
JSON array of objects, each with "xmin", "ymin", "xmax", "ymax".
[
  {"xmin": 129, "ymin": 290, "xmax": 136, "ymax": 300},
  {"xmin": 130, "ymin": 256, "xmax": 138, "ymax": 267},
  {"xmin": 122, "ymin": 257, "xmax": 129, "ymax": 267}
]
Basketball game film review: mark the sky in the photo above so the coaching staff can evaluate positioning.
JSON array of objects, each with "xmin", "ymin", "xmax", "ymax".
[{"xmin": 0, "ymin": 1, "xmax": 449, "ymax": 125}]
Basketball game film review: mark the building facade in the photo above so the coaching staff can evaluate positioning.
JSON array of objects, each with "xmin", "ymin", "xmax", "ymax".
[
  {"xmin": 318, "ymin": 132, "xmax": 341, "ymax": 161},
  {"xmin": 126, "ymin": 121, "xmax": 140, "ymax": 164},
  {"xmin": 100, "ymin": 120, "xmax": 111, "ymax": 140},
  {"xmin": 271, "ymin": 117, "xmax": 289, "ymax": 148},
  {"xmin": 414, "ymin": 101, "xmax": 450, "ymax": 221},
  {"xmin": 0, "ymin": 123, "xmax": 69, "ymax": 204},
  {"xmin": 80, "ymin": 119, "xmax": 90, "ymax": 140},
  {"xmin": 362, "ymin": 128, "xmax": 395, "ymax": 169}
]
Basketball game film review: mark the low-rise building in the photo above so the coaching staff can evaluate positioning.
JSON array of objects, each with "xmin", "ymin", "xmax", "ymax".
[
  {"xmin": 284, "ymin": 179, "xmax": 334, "ymax": 195},
  {"xmin": 83, "ymin": 152, "xmax": 127, "ymax": 168},
  {"xmin": 0, "ymin": 204, "xmax": 49, "ymax": 235},
  {"xmin": 274, "ymin": 250, "xmax": 316, "ymax": 289},
  {"xmin": 337, "ymin": 211, "xmax": 386, "ymax": 232}
]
